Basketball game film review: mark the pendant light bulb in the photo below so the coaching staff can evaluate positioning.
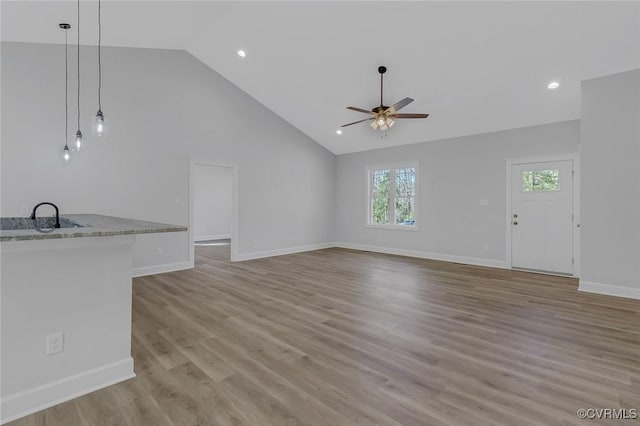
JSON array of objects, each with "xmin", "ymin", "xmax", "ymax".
[
  {"xmin": 75, "ymin": 130, "xmax": 83, "ymax": 150},
  {"xmin": 94, "ymin": 110, "xmax": 105, "ymax": 136},
  {"xmin": 64, "ymin": 145, "xmax": 70, "ymax": 163}
]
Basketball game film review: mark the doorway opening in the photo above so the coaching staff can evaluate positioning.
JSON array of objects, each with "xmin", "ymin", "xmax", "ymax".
[
  {"xmin": 506, "ymin": 154, "xmax": 580, "ymax": 277},
  {"xmin": 189, "ymin": 160, "xmax": 238, "ymax": 263}
]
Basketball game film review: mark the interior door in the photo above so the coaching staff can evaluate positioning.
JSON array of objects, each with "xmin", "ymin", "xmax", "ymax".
[{"xmin": 511, "ymin": 160, "xmax": 574, "ymax": 275}]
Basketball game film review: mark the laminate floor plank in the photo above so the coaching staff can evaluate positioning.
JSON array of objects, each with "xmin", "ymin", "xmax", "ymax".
[{"xmin": 8, "ymin": 246, "xmax": 640, "ymax": 425}]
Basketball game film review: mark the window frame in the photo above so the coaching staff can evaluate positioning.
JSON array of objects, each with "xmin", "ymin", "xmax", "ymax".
[{"xmin": 366, "ymin": 162, "xmax": 419, "ymax": 231}]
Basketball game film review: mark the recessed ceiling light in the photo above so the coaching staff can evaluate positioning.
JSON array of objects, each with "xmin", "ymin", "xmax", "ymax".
[
  {"xmin": 237, "ymin": 50, "xmax": 246, "ymax": 58},
  {"xmin": 336, "ymin": 129, "xmax": 343, "ymax": 135},
  {"xmin": 547, "ymin": 81, "xmax": 560, "ymax": 90}
]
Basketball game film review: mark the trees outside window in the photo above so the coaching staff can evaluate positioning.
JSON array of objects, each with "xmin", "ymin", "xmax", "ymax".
[
  {"xmin": 522, "ymin": 169, "xmax": 560, "ymax": 191},
  {"xmin": 369, "ymin": 166, "xmax": 417, "ymax": 227}
]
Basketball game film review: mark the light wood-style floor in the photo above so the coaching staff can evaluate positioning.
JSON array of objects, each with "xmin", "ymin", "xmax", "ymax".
[{"xmin": 10, "ymin": 245, "xmax": 640, "ymax": 426}]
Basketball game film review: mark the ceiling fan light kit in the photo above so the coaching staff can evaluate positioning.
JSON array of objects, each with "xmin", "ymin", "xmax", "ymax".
[
  {"xmin": 371, "ymin": 115, "xmax": 395, "ymax": 131},
  {"xmin": 342, "ymin": 65, "xmax": 429, "ymax": 133}
]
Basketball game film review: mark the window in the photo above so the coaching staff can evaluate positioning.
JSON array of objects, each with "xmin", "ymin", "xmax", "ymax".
[
  {"xmin": 522, "ymin": 169, "xmax": 560, "ymax": 192},
  {"xmin": 368, "ymin": 165, "xmax": 417, "ymax": 227}
]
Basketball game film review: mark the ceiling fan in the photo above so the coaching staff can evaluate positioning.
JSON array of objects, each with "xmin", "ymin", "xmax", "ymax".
[{"xmin": 341, "ymin": 66, "xmax": 429, "ymax": 131}]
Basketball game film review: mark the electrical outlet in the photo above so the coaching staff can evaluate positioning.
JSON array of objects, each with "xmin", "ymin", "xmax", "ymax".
[
  {"xmin": 46, "ymin": 332, "xmax": 64, "ymax": 355},
  {"xmin": 21, "ymin": 205, "xmax": 29, "ymax": 215}
]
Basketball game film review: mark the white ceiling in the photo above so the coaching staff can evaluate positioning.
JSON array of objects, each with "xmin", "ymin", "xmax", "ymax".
[{"xmin": 2, "ymin": 1, "xmax": 639, "ymax": 154}]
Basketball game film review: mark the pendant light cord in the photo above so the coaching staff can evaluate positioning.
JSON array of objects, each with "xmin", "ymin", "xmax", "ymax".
[
  {"xmin": 65, "ymin": 28, "xmax": 69, "ymax": 146},
  {"xmin": 77, "ymin": 0, "xmax": 81, "ymax": 129},
  {"xmin": 97, "ymin": 0, "xmax": 102, "ymax": 111}
]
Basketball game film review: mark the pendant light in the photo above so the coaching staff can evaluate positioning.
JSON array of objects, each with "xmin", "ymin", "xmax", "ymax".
[
  {"xmin": 93, "ymin": 0, "xmax": 105, "ymax": 137},
  {"xmin": 74, "ymin": 0, "xmax": 83, "ymax": 150},
  {"xmin": 60, "ymin": 23, "xmax": 71, "ymax": 163}
]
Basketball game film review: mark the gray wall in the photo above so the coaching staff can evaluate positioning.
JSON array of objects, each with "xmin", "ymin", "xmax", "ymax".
[
  {"xmin": 580, "ymin": 69, "xmax": 640, "ymax": 295},
  {"xmin": 336, "ymin": 120, "xmax": 580, "ymax": 264},
  {"xmin": 1, "ymin": 42, "xmax": 336, "ymax": 269}
]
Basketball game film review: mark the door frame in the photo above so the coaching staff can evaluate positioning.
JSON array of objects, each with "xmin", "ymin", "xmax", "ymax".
[
  {"xmin": 505, "ymin": 153, "xmax": 580, "ymax": 277},
  {"xmin": 189, "ymin": 159, "xmax": 239, "ymax": 262}
]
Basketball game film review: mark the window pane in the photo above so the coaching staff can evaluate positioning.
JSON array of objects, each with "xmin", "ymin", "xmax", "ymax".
[
  {"xmin": 522, "ymin": 169, "xmax": 560, "ymax": 192},
  {"xmin": 395, "ymin": 168, "xmax": 416, "ymax": 226},
  {"xmin": 372, "ymin": 169, "xmax": 390, "ymax": 195},
  {"xmin": 371, "ymin": 169, "xmax": 390, "ymax": 224},
  {"xmin": 395, "ymin": 197, "xmax": 415, "ymax": 225},
  {"xmin": 395, "ymin": 167, "xmax": 416, "ymax": 197},
  {"xmin": 372, "ymin": 195, "xmax": 390, "ymax": 224}
]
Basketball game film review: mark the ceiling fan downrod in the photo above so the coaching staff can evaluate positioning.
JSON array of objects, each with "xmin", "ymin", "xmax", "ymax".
[{"xmin": 378, "ymin": 66, "xmax": 387, "ymax": 107}]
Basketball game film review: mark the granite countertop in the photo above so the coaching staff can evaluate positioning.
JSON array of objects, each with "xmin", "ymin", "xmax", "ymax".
[{"xmin": 0, "ymin": 214, "xmax": 187, "ymax": 242}]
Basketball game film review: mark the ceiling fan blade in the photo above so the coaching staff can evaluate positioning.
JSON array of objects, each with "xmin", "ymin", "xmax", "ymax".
[
  {"xmin": 341, "ymin": 117, "xmax": 375, "ymax": 127},
  {"xmin": 347, "ymin": 106, "xmax": 375, "ymax": 115},
  {"xmin": 390, "ymin": 113, "xmax": 430, "ymax": 119},
  {"xmin": 387, "ymin": 97, "xmax": 414, "ymax": 114}
]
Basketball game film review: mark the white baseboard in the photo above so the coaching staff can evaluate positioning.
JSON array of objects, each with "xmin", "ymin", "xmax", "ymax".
[
  {"xmin": 334, "ymin": 242, "xmax": 509, "ymax": 269},
  {"xmin": 578, "ymin": 280, "xmax": 640, "ymax": 300},
  {"xmin": 132, "ymin": 260, "xmax": 194, "ymax": 277},
  {"xmin": 194, "ymin": 234, "xmax": 230, "ymax": 242},
  {"xmin": 234, "ymin": 242, "xmax": 335, "ymax": 262},
  {"xmin": 1, "ymin": 358, "xmax": 135, "ymax": 425}
]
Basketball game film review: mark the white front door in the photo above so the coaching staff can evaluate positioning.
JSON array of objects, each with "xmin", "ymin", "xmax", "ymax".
[{"xmin": 511, "ymin": 160, "xmax": 574, "ymax": 275}]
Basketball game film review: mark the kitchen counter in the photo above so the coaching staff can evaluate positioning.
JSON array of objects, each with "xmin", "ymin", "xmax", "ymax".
[
  {"xmin": 0, "ymin": 214, "xmax": 186, "ymax": 242},
  {"xmin": 1, "ymin": 213, "xmax": 188, "ymax": 423}
]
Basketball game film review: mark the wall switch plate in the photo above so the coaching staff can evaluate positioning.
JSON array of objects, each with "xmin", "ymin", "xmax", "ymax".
[
  {"xmin": 46, "ymin": 332, "xmax": 64, "ymax": 355},
  {"xmin": 156, "ymin": 247, "xmax": 164, "ymax": 255},
  {"xmin": 479, "ymin": 199, "xmax": 489, "ymax": 206}
]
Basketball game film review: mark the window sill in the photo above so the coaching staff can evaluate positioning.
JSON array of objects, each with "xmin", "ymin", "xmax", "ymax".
[{"xmin": 365, "ymin": 224, "xmax": 420, "ymax": 232}]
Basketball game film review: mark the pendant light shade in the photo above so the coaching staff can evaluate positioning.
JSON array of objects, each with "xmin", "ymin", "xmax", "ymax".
[
  {"xmin": 75, "ymin": 129, "xmax": 83, "ymax": 150},
  {"xmin": 93, "ymin": 0, "xmax": 106, "ymax": 137},
  {"xmin": 94, "ymin": 109, "xmax": 105, "ymax": 136}
]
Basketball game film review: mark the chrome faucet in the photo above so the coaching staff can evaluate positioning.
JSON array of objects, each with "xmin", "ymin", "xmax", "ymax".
[{"xmin": 30, "ymin": 202, "xmax": 61, "ymax": 228}]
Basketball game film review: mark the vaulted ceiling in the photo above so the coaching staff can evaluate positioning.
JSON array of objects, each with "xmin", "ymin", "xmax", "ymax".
[{"xmin": 2, "ymin": 1, "xmax": 639, "ymax": 154}]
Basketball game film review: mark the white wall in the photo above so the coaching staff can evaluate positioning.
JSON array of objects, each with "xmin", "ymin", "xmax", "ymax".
[
  {"xmin": 1, "ymin": 42, "xmax": 336, "ymax": 271},
  {"xmin": 193, "ymin": 164, "xmax": 232, "ymax": 241},
  {"xmin": 1, "ymin": 236, "xmax": 135, "ymax": 423},
  {"xmin": 335, "ymin": 120, "xmax": 580, "ymax": 266},
  {"xmin": 580, "ymin": 69, "xmax": 640, "ymax": 299}
]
